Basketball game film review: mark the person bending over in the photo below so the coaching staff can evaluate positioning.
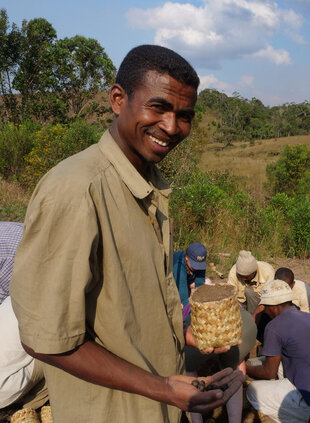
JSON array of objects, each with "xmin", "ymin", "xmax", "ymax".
[{"xmin": 247, "ymin": 280, "xmax": 310, "ymax": 423}]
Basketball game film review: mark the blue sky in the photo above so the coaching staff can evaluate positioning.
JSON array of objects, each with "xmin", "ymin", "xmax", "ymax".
[{"xmin": 2, "ymin": 0, "xmax": 310, "ymax": 106}]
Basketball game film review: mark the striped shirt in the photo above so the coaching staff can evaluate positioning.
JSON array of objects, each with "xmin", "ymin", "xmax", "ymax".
[{"xmin": 0, "ymin": 222, "xmax": 23, "ymax": 305}]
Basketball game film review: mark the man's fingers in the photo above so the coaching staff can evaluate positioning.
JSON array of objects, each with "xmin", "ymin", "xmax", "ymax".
[
  {"xmin": 189, "ymin": 369, "xmax": 245, "ymax": 414},
  {"xmin": 222, "ymin": 378, "xmax": 244, "ymax": 402},
  {"xmin": 199, "ymin": 368, "xmax": 244, "ymax": 394},
  {"xmin": 206, "ymin": 367, "xmax": 234, "ymax": 383},
  {"xmin": 188, "ymin": 390, "xmax": 224, "ymax": 414}
]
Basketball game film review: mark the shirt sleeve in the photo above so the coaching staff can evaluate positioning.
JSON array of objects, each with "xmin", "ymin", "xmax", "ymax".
[
  {"xmin": 173, "ymin": 253, "xmax": 190, "ymax": 307},
  {"xmin": 262, "ymin": 324, "xmax": 282, "ymax": 357},
  {"xmin": 227, "ymin": 265, "xmax": 246, "ymax": 303},
  {"xmin": 10, "ymin": 185, "xmax": 100, "ymax": 354},
  {"xmin": 0, "ymin": 257, "xmax": 14, "ymax": 304},
  {"xmin": 301, "ymin": 282, "xmax": 310, "ymax": 312}
]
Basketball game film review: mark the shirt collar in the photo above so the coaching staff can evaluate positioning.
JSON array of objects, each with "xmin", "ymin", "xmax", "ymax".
[{"xmin": 98, "ymin": 130, "xmax": 171, "ymax": 199}]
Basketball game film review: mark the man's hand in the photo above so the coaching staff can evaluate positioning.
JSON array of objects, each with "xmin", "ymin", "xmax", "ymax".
[
  {"xmin": 165, "ymin": 368, "xmax": 245, "ymax": 414},
  {"xmin": 252, "ymin": 304, "xmax": 265, "ymax": 324},
  {"xmin": 184, "ymin": 326, "xmax": 242, "ymax": 354}
]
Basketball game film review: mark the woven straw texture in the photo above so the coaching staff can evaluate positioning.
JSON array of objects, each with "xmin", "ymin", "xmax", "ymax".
[
  {"xmin": 189, "ymin": 283, "xmax": 242, "ymax": 350},
  {"xmin": 10, "ymin": 408, "xmax": 40, "ymax": 423},
  {"xmin": 41, "ymin": 406, "xmax": 53, "ymax": 423}
]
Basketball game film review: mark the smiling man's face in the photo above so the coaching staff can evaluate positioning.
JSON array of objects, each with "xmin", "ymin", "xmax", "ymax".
[{"xmin": 109, "ymin": 70, "xmax": 197, "ymax": 174}]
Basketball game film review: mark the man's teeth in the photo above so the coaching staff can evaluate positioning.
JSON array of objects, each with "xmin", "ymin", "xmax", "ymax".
[{"xmin": 150, "ymin": 135, "xmax": 169, "ymax": 147}]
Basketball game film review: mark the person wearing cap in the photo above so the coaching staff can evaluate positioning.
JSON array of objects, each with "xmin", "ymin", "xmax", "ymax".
[
  {"xmin": 246, "ymin": 280, "xmax": 310, "ymax": 423},
  {"xmin": 253, "ymin": 267, "xmax": 310, "ymax": 344},
  {"xmin": 227, "ymin": 250, "xmax": 274, "ymax": 314},
  {"xmin": 174, "ymin": 244, "xmax": 257, "ymax": 423},
  {"xmin": 173, "ymin": 242, "xmax": 207, "ymax": 314}
]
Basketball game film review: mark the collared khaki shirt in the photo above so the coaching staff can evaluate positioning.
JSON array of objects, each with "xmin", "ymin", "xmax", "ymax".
[
  {"xmin": 11, "ymin": 130, "xmax": 184, "ymax": 423},
  {"xmin": 227, "ymin": 261, "xmax": 275, "ymax": 303}
]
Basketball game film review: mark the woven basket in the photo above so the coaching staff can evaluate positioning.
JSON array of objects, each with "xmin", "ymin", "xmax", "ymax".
[
  {"xmin": 10, "ymin": 408, "xmax": 40, "ymax": 423},
  {"xmin": 189, "ymin": 283, "xmax": 242, "ymax": 350},
  {"xmin": 41, "ymin": 406, "xmax": 53, "ymax": 423}
]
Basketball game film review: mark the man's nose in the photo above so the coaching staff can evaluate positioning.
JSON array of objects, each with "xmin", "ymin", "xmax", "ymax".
[{"xmin": 159, "ymin": 112, "xmax": 179, "ymax": 135}]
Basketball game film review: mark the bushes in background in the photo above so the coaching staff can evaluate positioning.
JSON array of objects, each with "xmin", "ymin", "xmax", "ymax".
[
  {"xmin": 0, "ymin": 121, "xmax": 40, "ymax": 179},
  {"xmin": 23, "ymin": 119, "xmax": 102, "ymax": 187},
  {"xmin": 0, "ymin": 118, "xmax": 309, "ymax": 259},
  {"xmin": 0, "ymin": 119, "xmax": 102, "ymax": 188},
  {"xmin": 266, "ymin": 144, "xmax": 310, "ymax": 196},
  {"xmin": 160, "ymin": 137, "xmax": 310, "ymax": 259}
]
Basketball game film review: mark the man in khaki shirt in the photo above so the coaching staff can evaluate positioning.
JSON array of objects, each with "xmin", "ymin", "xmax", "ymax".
[
  {"xmin": 11, "ymin": 45, "xmax": 244, "ymax": 423},
  {"xmin": 228, "ymin": 250, "xmax": 274, "ymax": 313}
]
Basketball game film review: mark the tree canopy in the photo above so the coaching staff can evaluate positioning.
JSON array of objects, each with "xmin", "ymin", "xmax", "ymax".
[{"xmin": 0, "ymin": 9, "xmax": 116, "ymax": 123}]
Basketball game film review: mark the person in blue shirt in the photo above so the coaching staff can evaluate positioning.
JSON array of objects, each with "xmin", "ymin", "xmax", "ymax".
[
  {"xmin": 173, "ymin": 242, "xmax": 207, "ymax": 317},
  {"xmin": 174, "ymin": 243, "xmax": 257, "ymax": 423}
]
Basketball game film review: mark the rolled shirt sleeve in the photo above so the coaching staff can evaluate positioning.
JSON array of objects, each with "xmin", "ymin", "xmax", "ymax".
[{"xmin": 11, "ymin": 182, "xmax": 100, "ymax": 354}]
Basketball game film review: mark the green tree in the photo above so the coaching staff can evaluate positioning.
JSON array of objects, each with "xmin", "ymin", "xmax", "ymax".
[
  {"xmin": 266, "ymin": 144, "xmax": 310, "ymax": 195},
  {"xmin": 0, "ymin": 9, "xmax": 23, "ymax": 122},
  {"xmin": 51, "ymin": 36, "xmax": 116, "ymax": 118},
  {"xmin": 12, "ymin": 18, "xmax": 60, "ymax": 122}
]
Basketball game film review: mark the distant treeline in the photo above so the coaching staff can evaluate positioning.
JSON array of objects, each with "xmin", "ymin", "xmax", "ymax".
[{"xmin": 198, "ymin": 89, "xmax": 310, "ymax": 143}]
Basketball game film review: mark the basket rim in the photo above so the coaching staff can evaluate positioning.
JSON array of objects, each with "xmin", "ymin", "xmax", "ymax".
[{"xmin": 189, "ymin": 283, "xmax": 237, "ymax": 305}]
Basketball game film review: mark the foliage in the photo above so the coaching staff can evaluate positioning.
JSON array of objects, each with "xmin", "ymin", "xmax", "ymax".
[
  {"xmin": 261, "ymin": 193, "xmax": 310, "ymax": 258},
  {"xmin": 158, "ymin": 137, "xmax": 199, "ymax": 187},
  {"xmin": 23, "ymin": 119, "xmax": 102, "ymax": 187},
  {"xmin": 51, "ymin": 36, "xmax": 116, "ymax": 118},
  {"xmin": 0, "ymin": 121, "xmax": 39, "ymax": 178},
  {"xmin": 0, "ymin": 9, "xmax": 23, "ymax": 123},
  {"xmin": 0, "ymin": 176, "xmax": 28, "ymax": 221},
  {"xmin": 198, "ymin": 88, "xmax": 310, "ymax": 143},
  {"xmin": 0, "ymin": 9, "xmax": 116, "ymax": 124},
  {"xmin": 266, "ymin": 144, "xmax": 310, "ymax": 196},
  {"xmin": 159, "ymin": 129, "xmax": 310, "ymax": 258}
]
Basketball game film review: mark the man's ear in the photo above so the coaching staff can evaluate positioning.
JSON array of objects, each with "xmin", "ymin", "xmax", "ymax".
[{"xmin": 109, "ymin": 84, "xmax": 127, "ymax": 116}]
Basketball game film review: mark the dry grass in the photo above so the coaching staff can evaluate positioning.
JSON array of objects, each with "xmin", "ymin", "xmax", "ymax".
[
  {"xmin": 200, "ymin": 135, "xmax": 310, "ymax": 202},
  {"xmin": 0, "ymin": 178, "xmax": 30, "ymax": 221}
]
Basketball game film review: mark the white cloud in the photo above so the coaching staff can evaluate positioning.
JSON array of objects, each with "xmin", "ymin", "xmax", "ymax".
[
  {"xmin": 240, "ymin": 75, "xmax": 254, "ymax": 86},
  {"xmin": 126, "ymin": 0, "xmax": 303, "ymax": 69},
  {"xmin": 251, "ymin": 44, "xmax": 292, "ymax": 65},
  {"xmin": 199, "ymin": 74, "xmax": 232, "ymax": 92}
]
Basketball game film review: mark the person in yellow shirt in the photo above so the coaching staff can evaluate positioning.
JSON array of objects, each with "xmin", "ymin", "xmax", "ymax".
[
  {"xmin": 228, "ymin": 250, "xmax": 274, "ymax": 313},
  {"xmin": 275, "ymin": 267, "xmax": 310, "ymax": 313}
]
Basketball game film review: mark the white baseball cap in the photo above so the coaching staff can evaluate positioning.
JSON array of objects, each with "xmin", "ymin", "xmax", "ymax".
[{"xmin": 259, "ymin": 279, "xmax": 293, "ymax": 306}]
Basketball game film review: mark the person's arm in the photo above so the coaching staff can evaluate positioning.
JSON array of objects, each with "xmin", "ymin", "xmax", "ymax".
[
  {"xmin": 22, "ymin": 340, "xmax": 245, "ymax": 414},
  {"xmin": 246, "ymin": 355, "xmax": 281, "ymax": 380},
  {"xmin": 173, "ymin": 255, "xmax": 190, "ymax": 307},
  {"xmin": 252, "ymin": 304, "xmax": 265, "ymax": 324}
]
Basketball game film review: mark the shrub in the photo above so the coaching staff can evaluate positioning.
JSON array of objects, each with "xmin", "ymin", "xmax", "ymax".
[
  {"xmin": 260, "ymin": 192, "xmax": 310, "ymax": 257},
  {"xmin": 0, "ymin": 121, "xmax": 40, "ymax": 179},
  {"xmin": 23, "ymin": 119, "xmax": 102, "ymax": 188},
  {"xmin": 266, "ymin": 144, "xmax": 310, "ymax": 195},
  {"xmin": 158, "ymin": 137, "xmax": 199, "ymax": 187}
]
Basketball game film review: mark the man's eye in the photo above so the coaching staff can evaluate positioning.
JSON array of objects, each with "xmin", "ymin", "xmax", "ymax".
[
  {"xmin": 178, "ymin": 113, "xmax": 193, "ymax": 123},
  {"xmin": 151, "ymin": 104, "xmax": 165, "ymax": 112}
]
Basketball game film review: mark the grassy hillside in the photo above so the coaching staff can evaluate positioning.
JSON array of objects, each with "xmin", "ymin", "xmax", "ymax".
[{"xmin": 200, "ymin": 135, "xmax": 310, "ymax": 202}]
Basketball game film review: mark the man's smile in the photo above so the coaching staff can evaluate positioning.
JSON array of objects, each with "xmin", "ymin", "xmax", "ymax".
[{"xmin": 149, "ymin": 134, "xmax": 170, "ymax": 147}]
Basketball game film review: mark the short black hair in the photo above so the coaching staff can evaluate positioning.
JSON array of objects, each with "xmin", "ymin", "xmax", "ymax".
[
  {"xmin": 275, "ymin": 267, "xmax": 294, "ymax": 285},
  {"xmin": 116, "ymin": 44, "xmax": 199, "ymax": 97}
]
